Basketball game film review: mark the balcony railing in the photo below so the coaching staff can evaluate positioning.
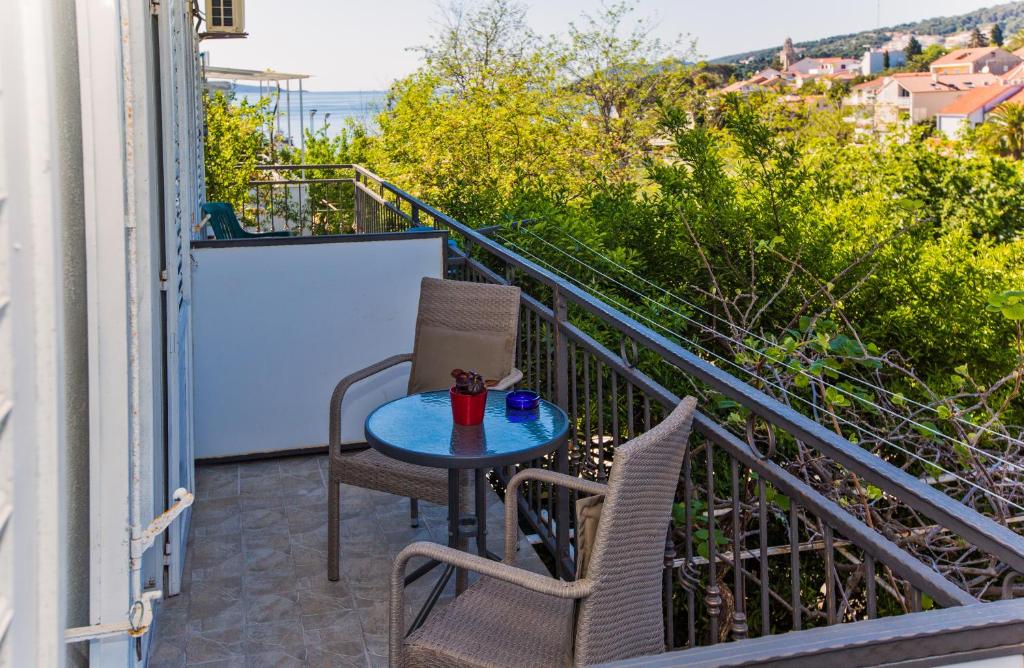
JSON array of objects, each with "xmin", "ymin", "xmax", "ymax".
[{"xmin": 241, "ymin": 165, "xmax": 1024, "ymax": 658}]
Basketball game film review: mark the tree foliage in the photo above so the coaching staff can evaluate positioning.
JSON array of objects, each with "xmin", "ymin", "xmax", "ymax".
[
  {"xmin": 992, "ymin": 22, "xmax": 1005, "ymax": 46},
  {"xmin": 203, "ymin": 91, "xmax": 272, "ymax": 212},
  {"xmin": 978, "ymin": 102, "xmax": 1024, "ymax": 160}
]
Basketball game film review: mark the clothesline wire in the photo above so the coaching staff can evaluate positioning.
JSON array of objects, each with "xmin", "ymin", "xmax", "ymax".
[{"xmin": 497, "ymin": 235, "xmax": 1024, "ymax": 493}]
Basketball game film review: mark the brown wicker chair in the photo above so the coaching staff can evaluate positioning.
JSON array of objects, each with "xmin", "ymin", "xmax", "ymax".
[
  {"xmin": 389, "ymin": 396, "xmax": 697, "ymax": 667},
  {"xmin": 328, "ymin": 277, "xmax": 523, "ymax": 582}
]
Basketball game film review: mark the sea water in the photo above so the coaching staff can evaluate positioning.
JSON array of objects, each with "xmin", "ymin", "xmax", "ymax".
[{"xmin": 235, "ymin": 89, "xmax": 388, "ymax": 142}]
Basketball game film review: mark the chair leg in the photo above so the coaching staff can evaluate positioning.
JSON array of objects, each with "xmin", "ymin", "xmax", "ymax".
[
  {"xmin": 328, "ymin": 478, "xmax": 341, "ymax": 581},
  {"xmin": 410, "ymin": 498, "xmax": 420, "ymax": 528}
]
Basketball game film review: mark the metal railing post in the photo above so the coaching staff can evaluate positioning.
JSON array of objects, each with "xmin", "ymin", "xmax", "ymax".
[
  {"xmin": 553, "ymin": 286, "xmax": 572, "ymax": 578},
  {"xmin": 353, "ymin": 170, "xmax": 362, "ymax": 233}
]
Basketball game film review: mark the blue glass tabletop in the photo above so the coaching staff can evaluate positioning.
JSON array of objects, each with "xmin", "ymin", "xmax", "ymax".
[{"xmin": 364, "ymin": 390, "xmax": 569, "ymax": 469}]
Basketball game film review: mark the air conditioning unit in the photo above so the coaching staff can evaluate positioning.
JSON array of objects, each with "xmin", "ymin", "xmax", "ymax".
[{"xmin": 205, "ymin": 0, "xmax": 245, "ymax": 34}]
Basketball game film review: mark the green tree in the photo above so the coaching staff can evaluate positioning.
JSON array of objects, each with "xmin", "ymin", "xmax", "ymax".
[
  {"xmin": 413, "ymin": 0, "xmax": 538, "ymax": 94},
  {"xmin": 969, "ymin": 26, "xmax": 988, "ymax": 48},
  {"xmin": 991, "ymin": 22, "xmax": 1004, "ymax": 47},
  {"xmin": 906, "ymin": 44, "xmax": 948, "ymax": 72},
  {"xmin": 980, "ymin": 102, "xmax": 1024, "ymax": 160},
  {"xmin": 905, "ymin": 36, "xmax": 922, "ymax": 58},
  {"xmin": 562, "ymin": 1, "xmax": 696, "ymax": 180},
  {"xmin": 203, "ymin": 91, "xmax": 272, "ymax": 212},
  {"xmin": 371, "ymin": 2, "xmax": 608, "ymax": 227},
  {"xmin": 1008, "ymin": 29, "xmax": 1024, "ymax": 52}
]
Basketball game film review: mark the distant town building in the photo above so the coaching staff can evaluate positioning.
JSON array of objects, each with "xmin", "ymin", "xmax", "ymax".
[
  {"xmin": 934, "ymin": 84, "xmax": 1023, "ymax": 138},
  {"xmin": 1003, "ymin": 62, "xmax": 1024, "ymax": 84},
  {"xmin": 862, "ymin": 49, "xmax": 906, "ymax": 76},
  {"xmin": 875, "ymin": 72, "xmax": 1001, "ymax": 124},
  {"xmin": 721, "ymin": 68, "xmax": 789, "ymax": 95},
  {"xmin": 780, "ymin": 37, "xmax": 798, "ymax": 70},
  {"xmin": 786, "ymin": 56, "xmax": 860, "ymax": 77},
  {"xmin": 929, "ymin": 47, "xmax": 1021, "ymax": 76},
  {"xmin": 845, "ymin": 77, "xmax": 886, "ymax": 106}
]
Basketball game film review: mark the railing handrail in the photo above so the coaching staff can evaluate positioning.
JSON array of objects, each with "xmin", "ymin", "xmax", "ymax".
[
  {"xmin": 252, "ymin": 163, "xmax": 355, "ymax": 170},
  {"xmin": 352, "ymin": 164, "xmax": 1024, "ymax": 576}
]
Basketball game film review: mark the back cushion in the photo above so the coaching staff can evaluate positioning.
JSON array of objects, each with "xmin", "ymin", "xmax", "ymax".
[{"xmin": 408, "ymin": 324, "xmax": 515, "ymax": 395}]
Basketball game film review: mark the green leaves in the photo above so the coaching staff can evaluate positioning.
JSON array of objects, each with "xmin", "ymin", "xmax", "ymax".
[
  {"xmin": 987, "ymin": 290, "xmax": 1024, "ymax": 320},
  {"xmin": 824, "ymin": 386, "xmax": 851, "ymax": 407}
]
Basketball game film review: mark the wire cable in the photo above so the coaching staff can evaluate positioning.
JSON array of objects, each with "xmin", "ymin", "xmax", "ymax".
[
  {"xmin": 505, "ymin": 229, "xmax": 1024, "ymax": 463},
  {"xmin": 498, "ymin": 236, "xmax": 1024, "ymax": 497},
  {"xmin": 515, "ymin": 225, "xmax": 1023, "ymax": 449}
]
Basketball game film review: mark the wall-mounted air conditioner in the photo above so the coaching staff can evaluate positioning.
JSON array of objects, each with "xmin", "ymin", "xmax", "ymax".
[{"xmin": 205, "ymin": 0, "xmax": 245, "ymax": 35}]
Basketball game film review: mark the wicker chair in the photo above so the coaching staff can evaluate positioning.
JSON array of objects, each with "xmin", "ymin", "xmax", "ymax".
[
  {"xmin": 328, "ymin": 278, "xmax": 523, "ymax": 582},
  {"xmin": 388, "ymin": 396, "xmax": 697, "ymax": 667}
]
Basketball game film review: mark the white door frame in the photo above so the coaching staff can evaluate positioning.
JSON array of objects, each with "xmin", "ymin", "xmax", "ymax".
[{"xmin": 75, "ymin": 0, "xmax": 133, "ymax": 661}]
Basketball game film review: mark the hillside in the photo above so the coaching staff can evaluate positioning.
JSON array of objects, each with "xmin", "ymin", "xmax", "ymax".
[{"xmin": 711, "ymin": 1, "xmax": 1024, "ymax": 70}]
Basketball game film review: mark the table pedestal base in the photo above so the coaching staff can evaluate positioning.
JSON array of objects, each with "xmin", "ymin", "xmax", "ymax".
[{"xmin": 406, "ymin": 468, "xmax": 499, "ymax": 635}]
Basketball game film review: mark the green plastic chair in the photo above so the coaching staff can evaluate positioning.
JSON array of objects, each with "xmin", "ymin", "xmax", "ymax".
[{"xmin": 201, "ymin": 202, "xmax": 292, "ymax": 240}]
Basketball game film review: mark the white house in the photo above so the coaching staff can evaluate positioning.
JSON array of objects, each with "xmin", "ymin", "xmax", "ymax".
[
  {"xmin": 787, "ymin": 56, "xmax": 861, "ymax": 77},
  {"xmin": 935, "ymin": 84, "xmax": 1023, "ymax": 138},
  {"xmin": 862, "ymin": 49, "xmax": 907, "ymax": 75},
  {"xmin": 875, "ymin": 72, "xmax": 1000, "ymax": 123},
  {"xmin": 845, "ymin": 77, "xmax": 886, "ymax": 106}
]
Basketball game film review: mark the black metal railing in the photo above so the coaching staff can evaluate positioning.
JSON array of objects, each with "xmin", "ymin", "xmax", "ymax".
[
  {"xmin": 251, "ymin": 164, "xmax": 1024, "ymax": 652},
  {"xmin": 243, "ymin": 164, "xmax": 357, "ymax": 235}
]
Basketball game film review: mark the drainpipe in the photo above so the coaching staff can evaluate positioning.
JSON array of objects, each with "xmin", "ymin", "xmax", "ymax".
[{"xmin": 116, "ymin": 0, "xmax": 144, "ymax": 616}]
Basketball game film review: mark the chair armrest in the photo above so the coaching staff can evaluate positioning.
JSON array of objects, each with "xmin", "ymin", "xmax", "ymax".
[
  {"xmin": 329, "ymin": 353, "xmax": 413, "ymax": 458},
  {"xmin": 504, "ymin": 469, "xmax": 608, "ymax": 563},
  {"xmin": 390, "ymin": 541, "xmax": 593, "ymax": 662},
  {"xmin": 491, "ymin": 367, "xmax": 523, "ymax": 391}
]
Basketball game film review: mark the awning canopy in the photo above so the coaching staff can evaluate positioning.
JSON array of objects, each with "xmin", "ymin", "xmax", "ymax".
[{"xmin": 204, "ymin": 66, "xmax": 310, "ymax": 82}]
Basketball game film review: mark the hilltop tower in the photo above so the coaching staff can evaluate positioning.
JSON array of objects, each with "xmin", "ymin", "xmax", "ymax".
[{"xmin": 780, "ymin": 37, "xmax": 797, "ymax": 70}]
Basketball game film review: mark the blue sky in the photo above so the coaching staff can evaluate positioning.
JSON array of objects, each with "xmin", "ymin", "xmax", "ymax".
[{"xmin": 206, "ymin": 0, "xmax": 1004, "ymax": 90}]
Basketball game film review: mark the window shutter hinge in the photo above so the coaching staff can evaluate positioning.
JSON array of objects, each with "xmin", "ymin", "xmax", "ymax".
[
  {"xmin": 150, "ymin": 1, "xmax": 160, "ymax": 15},
  {"xmin": 160, "ymin": 269, "xmax": 169, "ymax": 291}
]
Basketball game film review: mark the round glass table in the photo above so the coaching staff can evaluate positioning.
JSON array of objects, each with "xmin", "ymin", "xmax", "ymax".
[{"xmin": 364, "ymin": 390, "xmax": 569, "ymax": 629}]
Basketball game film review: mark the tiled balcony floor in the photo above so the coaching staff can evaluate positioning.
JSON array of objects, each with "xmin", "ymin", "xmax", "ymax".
[{"xmin": 149, "ymin": 454, "xmax": 547, "ymax": 668}]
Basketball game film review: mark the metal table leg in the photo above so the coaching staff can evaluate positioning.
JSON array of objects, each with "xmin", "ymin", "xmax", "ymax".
[
  {"xmin": 450, "ymin": 468, "xmax": 468, "ymax": 594},
  {"xmin": 475, "ymin": 468, "xmax": 488, "ymax": 557}
]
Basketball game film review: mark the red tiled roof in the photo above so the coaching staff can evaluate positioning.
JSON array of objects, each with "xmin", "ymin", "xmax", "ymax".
[
  {"xmin": 1004, "ymin": 63, "xmax": 1024, "ymax": 82},
  {"xmin": 887, "ymin": 72, "xmax": 999, "ymax": 93},
  {"xmin": 1003, "ymin": 89, "xmax": 1024, "ymax": 105},
  {"xmin": 853, "ymin": 77, "xmax": 885, "ymax": 91},
  {"xmin": 931, "ymin": 47, "xmax": 1007, "ymax": 66},
  {"xmin": 937, "ymin": 85, "xmax": 1020, "ymax": 115}
]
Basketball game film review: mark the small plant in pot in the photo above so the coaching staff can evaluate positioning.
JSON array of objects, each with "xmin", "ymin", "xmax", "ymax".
[{"xmin": 450, "ymin": 368, "xmax": 487, "ymax": 426}]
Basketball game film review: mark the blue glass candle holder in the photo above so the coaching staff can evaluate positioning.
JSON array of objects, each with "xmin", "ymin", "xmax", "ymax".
[{"xmin": 505, "ymin": 390, "xmax": 540, "ymax": 411}]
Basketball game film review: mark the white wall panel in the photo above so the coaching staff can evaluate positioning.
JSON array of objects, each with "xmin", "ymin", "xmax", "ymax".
[{"xmin": 191, "ymin": 236, "xmax": 445, "ymax": 458}]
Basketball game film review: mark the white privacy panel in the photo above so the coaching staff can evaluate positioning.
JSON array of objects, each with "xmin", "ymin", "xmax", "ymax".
[{"xmin": 190, "ymin": 235, "xmax": 445, "ymax": 458}]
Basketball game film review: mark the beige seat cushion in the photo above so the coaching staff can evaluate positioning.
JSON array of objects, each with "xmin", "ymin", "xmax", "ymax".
[
  {"xmin": 405, "ymin": 576, "xmax": 574, "ymax": 667},
  {"xmin": 408, "ymin": 324, "xmax": 515, "ymax": 395}
]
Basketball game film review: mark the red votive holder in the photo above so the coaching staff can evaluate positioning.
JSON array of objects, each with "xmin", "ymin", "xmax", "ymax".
[{"xmin": 450, "ymin": 387, "xmax": 487, "ymax": 426}]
